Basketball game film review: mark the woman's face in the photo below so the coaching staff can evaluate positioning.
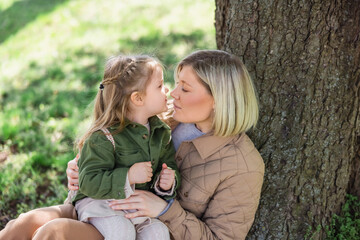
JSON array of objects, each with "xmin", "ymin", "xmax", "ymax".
[{"xmin": 170, "ymin": 65, "xmax": 214, "ymax": 133}]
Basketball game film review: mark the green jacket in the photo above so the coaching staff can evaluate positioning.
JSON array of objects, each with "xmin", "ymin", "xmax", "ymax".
[{"xmin": 73, "ymin": 116, "xmax": 180, "ymax": 203}]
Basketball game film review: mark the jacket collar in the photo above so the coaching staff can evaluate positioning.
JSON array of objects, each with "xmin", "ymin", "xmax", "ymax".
[
  {"xmin": 191, "ymin": 132, "xmax": 244, "ymax": 159},
  {"xmin": 109, "ymin": 115, "xmax": 170, "ymax": 131}
]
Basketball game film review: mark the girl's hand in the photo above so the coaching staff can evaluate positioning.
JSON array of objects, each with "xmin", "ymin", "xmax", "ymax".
[
  {"xmin": 159, "ymin": 163, "xmax": 175, "ymax": 191},
  {"xmin": 67, "ymin": 154, "xmax": 79, "ymax": 190},
  {"xmin": 108, "ymin": 190, "xmax": 167, "ymax": 218},
  {"xmin": 128, "ymin": 162, "xmax": 153, "ymax": 185}
]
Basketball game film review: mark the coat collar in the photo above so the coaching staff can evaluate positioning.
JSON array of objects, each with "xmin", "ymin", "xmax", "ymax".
[
  {"xmin": 191, "ymin": 132, "xmax": 244, "ymax": 159},
  {"xmin": 108, "ymin": 115, "xmax": 170, "ymax": 131}
]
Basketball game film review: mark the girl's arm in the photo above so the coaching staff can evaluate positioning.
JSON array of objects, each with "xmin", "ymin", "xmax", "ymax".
[{"xmin": 78, "ymin": 132, "xmax": 129, "ymax": 199}]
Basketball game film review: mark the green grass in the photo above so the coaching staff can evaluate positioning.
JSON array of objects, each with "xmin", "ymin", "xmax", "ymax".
[
  {"xmin": 0, "ymin": 0, "xmax": 215, "ymax": 229},
  {"xmin": 326, "ymin": 194, "xmax": 360, "ymax": 240}
]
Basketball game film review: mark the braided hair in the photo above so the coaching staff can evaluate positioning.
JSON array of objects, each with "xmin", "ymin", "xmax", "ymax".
[{"xmin": 77, "ymin": 54, "xmax": 162, "ymax": 151}]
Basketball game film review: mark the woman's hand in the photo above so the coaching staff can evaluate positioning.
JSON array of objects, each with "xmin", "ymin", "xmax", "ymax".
[
  {"xmin": 108, "ymin": 190, "xmax": 167, "ymax": 218},
  {"xmin": 67, "ymin": 155, "xmax": 79, "ymax": 190},
  {"xmin": 128, "ymin": 162, "xmax": 153, "ymax": 185}
]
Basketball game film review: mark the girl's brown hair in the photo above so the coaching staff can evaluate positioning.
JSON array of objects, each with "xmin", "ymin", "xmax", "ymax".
[{"xmin": 76, "ymin": 55, "xmax": 162, "ymax": 151}]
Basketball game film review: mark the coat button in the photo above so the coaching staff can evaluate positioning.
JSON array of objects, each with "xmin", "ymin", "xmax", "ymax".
[
  {"xmin": 184, "ymin": 192, "xmax": 188, "ymax": 197},
  {"xmin": 142, "ymin": 134, "xmax": 148, "ymax": 139}
]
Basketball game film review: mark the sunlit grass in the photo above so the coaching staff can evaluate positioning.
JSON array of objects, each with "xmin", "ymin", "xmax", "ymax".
[{"xmin": 0, "ymin": 0, "xmax": 215, "ymax": 229}]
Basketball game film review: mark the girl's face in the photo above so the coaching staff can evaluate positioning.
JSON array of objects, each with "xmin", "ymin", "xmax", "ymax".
[
  {"xmin": 143, "ymin": 66, "xmax": 169, "ymax": 116},
  {"xmin": 170, "ymin": 65, "xmax": 214, "ymax": 133}
]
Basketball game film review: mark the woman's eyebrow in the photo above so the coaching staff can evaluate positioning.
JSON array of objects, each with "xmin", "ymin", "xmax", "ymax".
[{"xmin": 178, "ymin": 79, "xmax": 192, "ymax": 88}]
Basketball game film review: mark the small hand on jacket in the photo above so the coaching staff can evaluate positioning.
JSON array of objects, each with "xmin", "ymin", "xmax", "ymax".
[
  {"xmin": 128, "ymin": 162, "xmax": 153, "ymax": 185},
  {"xmin": 158, "ymin": 163, "xmax": 175, "ymax": 191}
]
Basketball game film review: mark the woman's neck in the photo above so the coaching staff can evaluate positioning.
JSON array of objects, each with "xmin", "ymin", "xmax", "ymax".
[{"xmin": 194, "ymin": 122, "xmax": 212, "ymax": 133}]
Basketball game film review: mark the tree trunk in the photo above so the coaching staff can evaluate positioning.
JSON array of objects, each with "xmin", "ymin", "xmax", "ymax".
[{"xmin": 215, "ymin": 0, "xmax": 360, "ymax": 239}]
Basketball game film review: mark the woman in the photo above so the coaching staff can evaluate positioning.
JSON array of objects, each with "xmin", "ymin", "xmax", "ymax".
[{"xmin": 0, "ymin": 50, "xmax": 264, "ymax": 240}]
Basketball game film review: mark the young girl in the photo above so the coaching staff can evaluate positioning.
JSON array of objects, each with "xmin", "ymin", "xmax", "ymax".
[{"xmin": 72, "ymin": 55, "xmax": 180, "ymax": 240}]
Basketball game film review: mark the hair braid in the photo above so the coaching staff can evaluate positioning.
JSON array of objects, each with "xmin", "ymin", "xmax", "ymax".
[{"xmin": 76, "ymin": 54, "xmax": 162, "ymax": 151}]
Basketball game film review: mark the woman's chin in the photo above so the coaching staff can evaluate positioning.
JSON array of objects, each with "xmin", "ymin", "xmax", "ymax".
[{"xmin": 172, "ymin": 113, "xmax": 187, "ymax": 123}]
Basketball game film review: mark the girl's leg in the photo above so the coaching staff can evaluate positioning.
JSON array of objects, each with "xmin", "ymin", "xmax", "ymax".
[
  {"xmin": 32, "ymin": 218, "xmax": 104, "ymax": 240},
  {"xmin": 89, "ymin": 216, "xmax": 136, "ymax": 240},
  {"xmin": 0, "ymin": 204, "xmax": 76, "ymax": 240},
  {"xmin": 136, "ymin": 219, "xmax": 170, "ymax": 240}
]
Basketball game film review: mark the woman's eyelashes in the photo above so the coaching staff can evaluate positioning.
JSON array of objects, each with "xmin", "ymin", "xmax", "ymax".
[
  {"xmin": 176, "ymin": 82, "xmax": 189, "ymax": 92},
  {"xmin": 181, "ymin": 86, "xmax": 189, "ymax": 92}
]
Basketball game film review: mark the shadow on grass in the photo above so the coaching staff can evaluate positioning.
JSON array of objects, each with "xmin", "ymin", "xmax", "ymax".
[{"xmin": 0, "ymin": 0, "xmax": 68, "ymax": 43}]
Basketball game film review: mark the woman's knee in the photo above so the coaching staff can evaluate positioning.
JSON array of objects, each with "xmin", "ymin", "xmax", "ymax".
[
  {"xmin": 0, "ymin": 210, "xmax": 45, "ymax": 240},
  {"xmin": 32, "ymin": 218, "xmax": 69, "ymax": 240},
  {"xmin": 33, "ymin": 218, "xmax": 104, "ymax": 240}
]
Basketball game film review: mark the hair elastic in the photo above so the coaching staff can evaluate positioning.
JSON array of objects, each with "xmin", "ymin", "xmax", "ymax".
[{"xmin": 99, "ymin": 83, "xmax": 104, "ymax": 90}]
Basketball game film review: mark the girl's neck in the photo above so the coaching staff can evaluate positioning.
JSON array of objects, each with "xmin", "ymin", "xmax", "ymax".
[{"xmin": 127, "ymin": 112, "xmax": 150, "ymax": 125}]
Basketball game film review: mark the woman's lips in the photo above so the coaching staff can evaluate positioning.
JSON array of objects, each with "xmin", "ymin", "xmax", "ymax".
[{"xmin": 173, "ymin": 102, "xmax": 181, "ymax": 110}]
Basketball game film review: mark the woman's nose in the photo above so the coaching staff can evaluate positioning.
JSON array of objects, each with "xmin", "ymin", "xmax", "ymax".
[
  {"xmin": 165, "ymin": 86, "xmax": 169, "ymax": 94},
  {"xmin": 170, "ymin": 86, "xmax": 178, "ymax": 99}
]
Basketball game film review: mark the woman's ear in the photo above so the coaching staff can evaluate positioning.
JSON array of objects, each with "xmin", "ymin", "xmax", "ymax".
[{"xmin": 130, "ymin": 91, "xmax": 144, "ymax": 106}]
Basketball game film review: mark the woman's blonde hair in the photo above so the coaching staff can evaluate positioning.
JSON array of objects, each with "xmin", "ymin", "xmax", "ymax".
[
  {"xmin": 175, "ymin": 50, "xmax": 258, "ymax": 136},
  {"xmin": 77, "ymin": 54, "xmax": 162, "ymax": 151}
]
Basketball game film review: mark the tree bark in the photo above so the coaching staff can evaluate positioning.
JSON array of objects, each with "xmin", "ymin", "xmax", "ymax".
[{"xmin": 215, "ymin": 0, "xmax": 360, "ymax": 239}]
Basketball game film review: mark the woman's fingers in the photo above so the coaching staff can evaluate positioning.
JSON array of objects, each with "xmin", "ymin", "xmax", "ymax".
[
  {"xmin": 68, "ymin": 158, "xmax": 79, "ymax": 170},
  {"xmin": 108, "ymin": 190, "xmax": 167, "ymax": 218},
  {"xmin": 67, "ymin": 169, "xmax": 78, "ymax": 179},
  {"xmin": 67, "ymin": 175, "xmax": 79, "ymax": 190},
  {"xmin": 66, "ymin": 157, "xmax": 80, "ymax": 190},
  {"xmin": 68, "ymin": 183, "xmax": 78, "ymax": 191}
]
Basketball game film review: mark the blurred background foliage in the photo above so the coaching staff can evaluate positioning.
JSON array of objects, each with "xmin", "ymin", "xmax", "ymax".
[{"xmin": 0, "ymin": 0, "xmax": 216, "ymax": 229}]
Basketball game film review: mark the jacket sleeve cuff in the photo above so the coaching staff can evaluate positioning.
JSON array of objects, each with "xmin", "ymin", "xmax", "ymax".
[
  {"xmin": 158, "ymin": 199, "xmax": 185, "ymax": 229},
  {"xmin": 153, "ymin": 174, "xmax": 176, "ymax": 197},
  {"xmin": 124, "ymin": 173, "xmax": 135, "ymax": 198}
]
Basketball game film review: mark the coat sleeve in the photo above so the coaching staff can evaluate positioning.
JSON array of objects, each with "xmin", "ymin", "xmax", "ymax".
[
  {"xmin": 78, "ymin": 132, "xmax": 129, "ymax": 200},
  {"xmin": 158, "ymin": 169, "xmax": 264, "ymax": 240}
]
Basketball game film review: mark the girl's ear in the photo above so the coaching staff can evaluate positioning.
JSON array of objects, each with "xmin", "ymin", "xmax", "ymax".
[{"xmin": 130, "ymin": 91, "xmax": 144, "ymax": 106}]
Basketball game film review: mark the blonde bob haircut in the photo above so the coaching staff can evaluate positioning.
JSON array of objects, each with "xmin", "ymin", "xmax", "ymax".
[{"xmin": 175, "ymin": 50, "xmax": 258, "ymax": 137}]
